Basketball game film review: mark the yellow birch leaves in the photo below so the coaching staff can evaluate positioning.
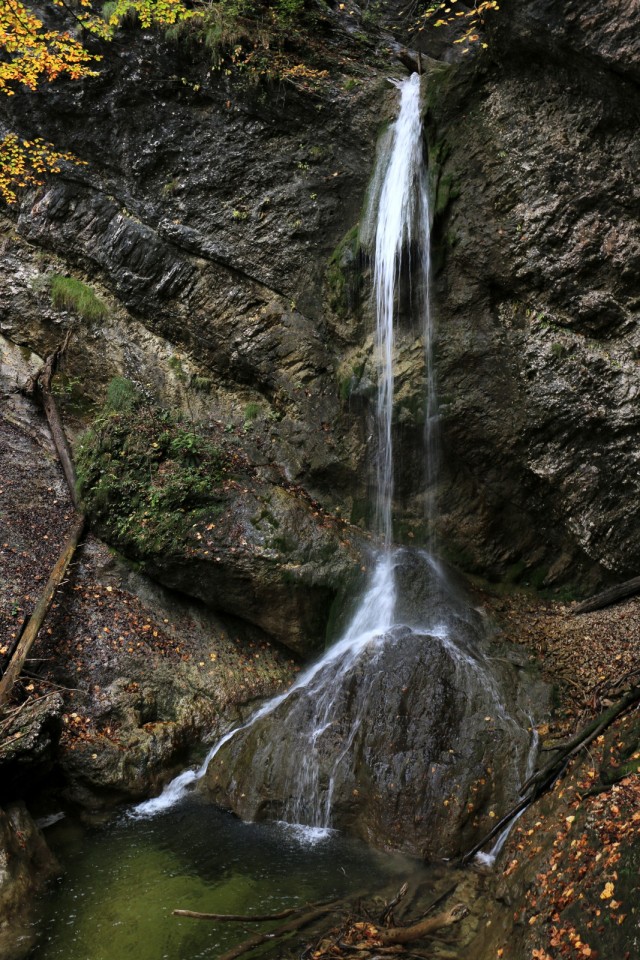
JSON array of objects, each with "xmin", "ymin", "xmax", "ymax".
[{"xmin": 0, "ymin": 0, "xmax": 193, "ymax": 204}]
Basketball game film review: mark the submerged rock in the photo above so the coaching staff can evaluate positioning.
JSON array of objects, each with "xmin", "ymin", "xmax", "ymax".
[{"xmin": 0, "ymin": 803, "xmax": 58, "ymax": 960}]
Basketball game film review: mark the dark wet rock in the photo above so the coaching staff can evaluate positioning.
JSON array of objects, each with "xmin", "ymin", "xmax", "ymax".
[
  {"xmin": 0, "ymin": 0, "xmax": 637, "ymax": 617},
  {"xmin": 0, "ymin": 803, "xmax": 58, "ymax": 960},
  {"xmin": 139, "ymin": 480, "xmax": 364, "ymax": 656},
  {"xmin": 0, "ymin": 695, "xmax": 63, "ymax": 799},
  {"xmin": 417, "ymin": 0, "xmax": 640, "ymax": 592},
  {"xmin": 0, "ymin": 408, "xmax": 296, "ymax": 809},
  {"xmin": 203, "ymin": 555, "xmax": 547, "ymax": 859},
  {"xmin": 35, "ymin": 538, "xmax": 298, "ymax": 810}
]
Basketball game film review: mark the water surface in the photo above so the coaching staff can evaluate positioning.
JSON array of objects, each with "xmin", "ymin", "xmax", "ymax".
[{"xmin": 30, "ymin": 800, "xmax": 413, "ymax": 960}]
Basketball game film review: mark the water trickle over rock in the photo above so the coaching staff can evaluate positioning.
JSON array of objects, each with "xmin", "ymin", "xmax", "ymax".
[{"xmin": 198, "ymin": 76, "xmax": 544, "ymax": 858}]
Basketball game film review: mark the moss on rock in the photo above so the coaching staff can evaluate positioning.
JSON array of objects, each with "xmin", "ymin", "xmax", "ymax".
[{"xmin": 76, "ymin": 381, "xmax": 227, "ymax": 560}]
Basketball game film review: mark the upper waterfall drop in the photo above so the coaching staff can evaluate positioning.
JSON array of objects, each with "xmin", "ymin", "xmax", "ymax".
[{"xmin": 366, "ymin": 72, "xmax": 432, "ymax": 550}]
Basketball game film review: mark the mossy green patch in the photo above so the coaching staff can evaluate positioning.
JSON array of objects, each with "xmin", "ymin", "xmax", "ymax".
[
  {"xmin": 50, "ymin": 275, "xmax": 108, "ymax": 321},
  {"xmin": 337, "ymin": 358, "xmax": 366, "ymax": 404},
  {"xmin": 326, "ymin": 224, "xmax": 362, "ymax": 318},
  {"xmin": 76, "ymin": 379, "xmax": 228, "ymax": 559}
]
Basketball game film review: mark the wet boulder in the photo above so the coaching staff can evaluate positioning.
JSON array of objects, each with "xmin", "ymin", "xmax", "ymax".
[
  {"xmin": 202, "ymin": 556, "xmax": 546, "ymax": 859},
  {"xmin": 0, "ymin": 803, "xmax": 58, "ymax": 960}
]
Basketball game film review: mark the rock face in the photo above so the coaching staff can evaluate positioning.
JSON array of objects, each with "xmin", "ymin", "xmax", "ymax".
[
  {"xmin": 0, "ymin": 21, "xmax": 396, "ymax": 653},
  {"xmin": 2, "ymin": 0, "xmax": 638, "ymax": 608},
  {"xmin": 0, "ymin": 0, "xmax": 637, "ymax": 860},
  {"xmin": 0, "ymin": 803, "xmax": 58, "ymax": 960},
  {"xmin": 419, "ymin": 0, "xmax": 640, "ymax": 591},
  {"xmin": 0, "ymin": 389, "xmax": 296, "ymax": 809}
]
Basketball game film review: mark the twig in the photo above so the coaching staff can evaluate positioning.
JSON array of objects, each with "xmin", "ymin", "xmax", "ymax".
[
  {"xmin": 379, "ymin": 881, "xmax": 408, "ymax": 925},
  {"xmin": 215, "ymin": 902, "xmax": 339, "ymax": 960}
]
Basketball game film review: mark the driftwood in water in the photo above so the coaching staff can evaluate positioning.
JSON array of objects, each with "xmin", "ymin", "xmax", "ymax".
[
  {"xmin": 0, "ymin": 515, "xmax": 86, "ymax": 709},
  {"xmin": 378, "ymin": 903, "xmax": 468, "ymax": 945},
  {"xmin": 173, "ymin": 907, "xmax": 299, "ymax": 922},
  {"xmin": 214, "ymin": 901, "xmax": 339, "ymax": 960},
  {"xmin": 573, "ymin": 576, "xmax": 640, "ymax": 615},
  {"xmin": 461, "ymin": 683, "xmax": 640, "ymax": 863}
]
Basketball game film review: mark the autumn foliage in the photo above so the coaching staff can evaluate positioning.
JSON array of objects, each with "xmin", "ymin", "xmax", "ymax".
[
  {"xmin": 415, "ymin": 0, "xmax": 500, "ymax": 49},
  {"xmin": 1, "ymin": 0, "xmax": 501, "ymax": 205},
  {"xmin": 0, "ymin": 0, "xmax": 194, "ymax": 204}
]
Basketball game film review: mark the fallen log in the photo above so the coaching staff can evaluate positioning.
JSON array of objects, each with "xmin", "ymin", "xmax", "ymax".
[
  {"xmin": 0, "ymin": 334, "xmax": 87, "ymax": 711},
  {"xmin": 172, "ymin": 907, "xmax": 299, "ymax": 922},
  {"xmin": 0, "ymin": 515, "xmax": 86, "ymax": 709},
  {"xmin": 461, "ymin": 683, "xmax": 640, "ymax": 863},
  {"xmin": 215, "ymin": 901, "xmax": 339, "ymax": 960},
  {"xmin": 573, "ymin": 575, "xmax": 640, "ymax": 615},
  {"xmin": 378, "ymin": 903, "xmax": 468, "ymax": 945},
  {"xmin": 523, "ymin": 684, "xmax": 640, "ymax": 794},
  {"xmin": 27, "ymin": 330, "xmax": 80, "ymax": 510}
]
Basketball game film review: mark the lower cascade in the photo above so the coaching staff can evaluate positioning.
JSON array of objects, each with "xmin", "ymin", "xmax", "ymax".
[{"xmin": 134, "ymin": 73, "xmax": 542, "ymax": 860}]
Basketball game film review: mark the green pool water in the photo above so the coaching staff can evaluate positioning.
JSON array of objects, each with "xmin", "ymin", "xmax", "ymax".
[{"xmin": 29, "ymin": 800, "xmax": 413, "ymax": 960}]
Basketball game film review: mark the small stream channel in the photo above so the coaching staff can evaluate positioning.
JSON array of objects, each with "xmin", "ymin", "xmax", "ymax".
[{"xmin": 28, "ymin": 801, "xmax": 415, "ymax": 960}]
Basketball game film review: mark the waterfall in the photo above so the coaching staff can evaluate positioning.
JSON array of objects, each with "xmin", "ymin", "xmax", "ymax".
[
  {"xmin": 132, "ymin": 73, "xmax": 427, "ymax": 821},
  {"xmin": 370, "ymin": 73, "xmax": 429, "ymax": 548},
  {"xmin": 132, "ymin": 76, "xmax": 536, "ymax": 859}
]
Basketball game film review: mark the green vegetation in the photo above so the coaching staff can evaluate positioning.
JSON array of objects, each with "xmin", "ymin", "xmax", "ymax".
[
  {"xmin": 338, "ymin": 359, "xmax": 366, "ymax": 403},
  {"xmin": 192, "ymin": 374, "xmax": 212, "ymax": 393},
  {"xmin": 327, "ymin": 225, "xmax": 362, "ymax": 317},
  {"xmin": 434, "ymin": 172, "xmax": 460, "ymax": 219},
  {"xmin": 165, "ymin": 0, "xmax": 328, "ymax": 88},
  {"xmin": 50, "ymin": 275, "xmax": 108, "ymax": 321},
  {"xmin": 76, "ymin": 379, "xmax": 227, "ymax": 558},
  {"xmin": 106, "ymin": 375, "xmax": 141, "ymax": 412},
  {"xmin": 244, "ymin": 402, "xmax": 261, "ymax": 422}
]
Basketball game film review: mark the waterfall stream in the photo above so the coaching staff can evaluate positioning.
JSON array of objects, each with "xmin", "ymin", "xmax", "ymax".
[{"xmin": 132, "ymin": 75, "xmax": 536, "ymax": 857}]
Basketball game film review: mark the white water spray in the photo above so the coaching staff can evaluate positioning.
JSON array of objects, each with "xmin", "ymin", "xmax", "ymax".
[{"xmin": 370, "ymin": 73, "xmax": 429, "ymax": 546}]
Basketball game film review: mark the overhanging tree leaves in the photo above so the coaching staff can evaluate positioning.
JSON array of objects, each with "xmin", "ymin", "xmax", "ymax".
[{"xmin": 0, "ymin": 0, "xmax": 194, "ymax": 204}]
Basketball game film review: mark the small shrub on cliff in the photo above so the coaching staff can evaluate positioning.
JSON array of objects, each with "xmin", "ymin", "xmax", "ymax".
[
  {"xmin": 166, "ymin": 0, "xmax": 327, "ymax": 87},
  {"xmin": 106, "ymin": 376, "xmax": 142, "ymax": 412},
  {"xmin": 76, "ymin": 385, "xmax": 227, "ymax": 558},
  {"xmin": 50, "ymin": 275, "xmax": 108, "ymax": 322}
]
